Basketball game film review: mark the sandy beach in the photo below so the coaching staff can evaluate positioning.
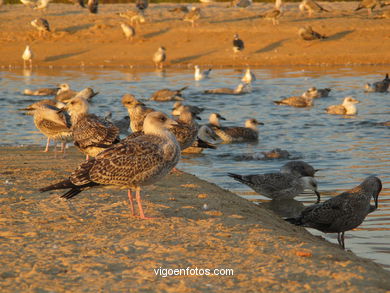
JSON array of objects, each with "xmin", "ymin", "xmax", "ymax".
[
  {"xmin": 0, "ymin": 3, "xmax": 390, "ymax": 68},
  {"xmin": 0, "ymin": 146, "xmax": 390, "ymax": 291}
]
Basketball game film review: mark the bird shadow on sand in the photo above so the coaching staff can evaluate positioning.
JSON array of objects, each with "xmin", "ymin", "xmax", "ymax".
[
  {"xmin": 48, "ymin": 10, "xmax": 84, "ymax": 17},
  {"xmin": 209, "ymin": 15, "xmax": 259, "ymax": 24},
  {"xmin": 170, "ymin": 50, "xmax": 217, "ymax": 64},
  {"xmin": 62, "ymin": 23, "xmax": 94, "ymax": 34},
  {"xmin": 323, "ymin": 30, "xmax": 354, "ymax": 42},
  {"xmin": 143, "ymin": 27, "xmax": 171, "ymax": 39},
  {"xmin": 44, "ymin": 50, "xmax": 89, "ymax": 62},
  {"xmin": 254, "ymin": 39, "xmax": 288, "ymax": 54}
]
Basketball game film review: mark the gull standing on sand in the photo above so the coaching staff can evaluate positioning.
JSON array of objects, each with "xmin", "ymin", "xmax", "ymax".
[
  {"xmin": 299, "ymin": 0, "xmax": 329, "ymax": 17},
  {"xmin": 34, "ymin": 0, "xmax": 51, "ymax": 11},
  {"xmin": 298, "ymin": 26, "xmax": 326, "ymax": 41},
  {"xmin": 274, "ymin": 95, "xmax": 313, "ymax": 107},
  {"xmin": 194, "ymin": 65, "xmax": 212, "ymax": 80},
  {"xmin": 213, "ymin": 118, "xmax": 264, "ymax": 142},
  {"xmin": 117, "ymin": 11, "xmax": 146, "ymax": 25},
  {"xmin": 365, "ymin": 73, "xmax": 389, "ymax": 92},
  {"xmin": 183, "ymin": 7, "xmax": 201, "ymax": 27},
  {"xmin": 233, "ymin": 0, "xmax": 253, "ymax": 9},
  {"xmin": 40, "ymin": 112, "xmax": 181, "ymax": 220},
  {"xmin": 64, "ymin": 97, "xmax": 120, "ymax": 158},
  {"xmin": 241, "ymin": 68, "xmax": 256, "ymax": 84},
  {"xmin": 150, "ymin": 87, "xmax": 188, "ymax": 101},
  {"xmin": 121, "ymin": 23, "xmax": 136, "ymax": 40},
  {"xmin": 232, "ymin": 34, "xmax": 244, "ymax": 55},
  {"xmin": 286, "ymin": 176, "xmax": 382, "ymax": 249},
  {"xmin": 87, "ymin": 0, "xmax": 98, "ymax": 14},
  {"xmin": 326, "ymin": 96, "xmax": 360, "ymax": 115},
  {"xmin": 22, "ymin": 100, "xmax": 72, "ymax": 156},
  {"xmin": 302, "ymin": 87, "xmax": 331, "ymax": 98},
  {"xmin": 31, "ymin": 18, "xmax": 51, "ymax": 37},
  {"xmin": 153, "ymin": 46, "xmax": 166, "ymax": 69},
  {"xmin": 355, "ymin": 0, "xmax": 382, "ymax": 16},
  {"xmin": 22, "ymin": 45, "xmax": 33, "ymax": 68},
  {"xmin": 228, "ymin": 172, "xmax": 320, "ymax": 201},
  {"xmin": 261, "ymin": 0, "xmax": 283, "ymax": 25},
  {"xmin": 136, "ymin": 0, "xmax": 148, "ymax": 15},
  {"xmin": 172, "ymin": 102, "xmax": 204, "ymax": 116},
  {"xmin": 122, "ymin": 94, "xmax": 154, "ymax": 132},
  {"xmin": 203, "ymin": 83, "xmax": 250, "ymax": 95}
]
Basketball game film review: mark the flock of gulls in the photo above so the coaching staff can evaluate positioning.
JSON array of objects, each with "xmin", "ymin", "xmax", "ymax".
[{"xmin": 9, "ymin": 0, "xmax": 388, "ymax": 249}]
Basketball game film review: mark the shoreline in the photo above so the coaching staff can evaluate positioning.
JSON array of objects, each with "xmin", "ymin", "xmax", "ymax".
[{"xmin": 1, "ymin": 146, "xmax": 390, "ymax": 291}]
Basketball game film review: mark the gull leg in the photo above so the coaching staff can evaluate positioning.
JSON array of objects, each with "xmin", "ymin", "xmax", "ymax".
[
  {"xmin": 44, "ymin": 137, "xmax": 50, "ymax": 152},
  {"xmin": 341, "ymin": 232, "xmax": 345, "ymax": 249},
  {"xmin": 127, "ymin": 189, "xmax": 135, "ymax": 216},
  {"xmin": 135, "ymin": 187, "xmax": 156, "ymax": 220},
  {"xmin": 53, "ymin": 141, "xmax": 58, "ymax": 158},
  {"xmin": 61, "ymin": 142, "xmax": 66, "ymax": 158}
]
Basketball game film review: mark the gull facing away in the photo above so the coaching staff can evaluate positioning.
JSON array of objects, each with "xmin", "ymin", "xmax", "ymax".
[
  {"xmin": 365, "ymin": 73, "xmax": 389, "ymax": 92},
  {"xmin": 261, "ymin": 0, "xmax": 283, "ymax": 25},
  {"xmin": 299, "ymin": 0, "xmax": 329, "ymax": 17},
  {"xmin": 64, "ymin": 96, "xmax": 120, "ymax": 158},
  {"xmin": 286, "ymin": 176, "xmax": 382, "ymax": 249},
  {"xmin": 150, "ymin": 87, "xmax": 188, "ymax": 102},
  {"xmin": 24, "ymin": 86, "xmax": 59, "ymax": 96},
  {"xmin": 153, "ymin": 46, "xmax": 166, "ymax": 69},
  {"xmin": 241, "ymin": 68, "xmax": 256, "ymax": 84},
  {"xmin": 183, "ymin": 7, "xmax": 201, "ymax": 27},
  {"xmin": 194, "ymin": 65, "xmax": 212, "ymax": 81},
  {"xmin": 298, "ymin": 26, "xmax": 326, "ymax": 41},
  {"xmin": 274, "ymin": 95, "xmax": 313, "ymax": 107},
  {"xmin": 122, "ymin": 94, "xmax": 154, "ymax": 132},
  {"xmin": 232, "ymin": 34, "xmax": 244, "ymax": 54},
  {"xmin": 87, "ymin": 0, "xmax": 98, "ymax": 14},
  {"xmin": 31, "ymin": 18, "xmax": 51, "ymax": 37},
  {"xmin": 40, "ymin": 112, "xmax": 181, "ymax": 220},
  {"xmin": 326, "ymin": 96, "xmax": 360, "ymax": 115},
  {"xmin": 228, "ymin": 172, "xmax": 320, "ymax": 201},
  {"xmin": 172, "ymin": 102, "xmax": 204, "ymax": 116},
  {"xmin": 121, "ymin": 23, "xmax": 136, "ymax": 40},
  {"xmin": 203, "ymin": 83, "xmax": 251, "ymax": 95},
  {"xmin": 21, "ymin": 100, "xmax": 72, "ymax": 156},
  {"xmin": 302, "ymin": 87, "xmax": 331, "ymax": 98},
  {"xmin": 213, "ymin": 118, "xmax": 264, "ymax": 143},
  {"xmin": 22, "ymin": 45, "xmax": 33, "ymax": 68},
  {"xmin": 355, "ymin": 0, "xmax": 383, "ymax": 16},
  {"xmin": 280, "ymin": 160, "xmax": 318, "ymax": 177}
]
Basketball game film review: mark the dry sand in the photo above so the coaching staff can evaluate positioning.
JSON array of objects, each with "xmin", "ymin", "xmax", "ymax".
[
  {"xmin": 0, "ymin": 146, "xmax": 390, "ymax": 292},
  {"xmin": 0, "ymin": 3, "xmax": 389, "ymax": 68}
]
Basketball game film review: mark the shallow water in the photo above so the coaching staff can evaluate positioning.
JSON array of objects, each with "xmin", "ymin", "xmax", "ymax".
[{"xmin": 0, "ymin": 67, "xmax": 389, "ymax": 269}]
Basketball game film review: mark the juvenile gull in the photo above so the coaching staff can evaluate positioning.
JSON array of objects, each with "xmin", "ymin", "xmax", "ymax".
[
  {"xmin": 298, "ymin": 26, "xmax": 326, "ymax": 41},
  {"xmin": 299, "ymin": 0, "xmax": 329, "ymax": 17},
  {"xmin": 286, "ymin": 176, "xmax": 382, "ymax": 249},
  {"xmin": 55, "ymin": 83, "xmax": 77, "ymax": 103},
  {"xmin": 122, "ymin": 94, "xmax": 154, "ymax": 132},
  {"xmin": 214, "ymin": 118, "xmax": 264, "ymax": 142},
  {"xmin": 24, "ymin": 86, "xmax": 59, "ymax": 96},
  {"xmin": 121, "ymin": 23, "xmax": 136, "ymax": 40},
  {"xmin": 228, "ymin": 172, "xmax": 320, "ymax": 201},
  {"xmin": 153, "ymin": 46, "xmax": 166, "ymax": 69},
  {"xmin": 326, "ymin": 96, "xmax": 360, "ymax": 115},
  {"xmin": 355, "ymin": 0, "xmax": 382, "ymax": 15},
  {"xmin": 22, "ymin": 45, "xmax": 33, "ymax": 68},
  {"xmin": 241, "ymin": 68, "xmax": 256, "ymax": 84},
  {"xmin": 302, "ymin": 87, "xmax": 331, "ymax": 98},
  {"xmin": 203, "ymin": 83, "xmax": 250, "ymax": 95},
  {"xmin": 40, "ymin": 112, "xmax": 181, "ymax": 220},
  {"xmin": 183, "ymin": 7, "xmax": 201, "ymax": 27},
  {"xmin": 74, "ymin": 87, "xmax": 99, "ymax": 102},
  {"xmin": 364, "ymin": 73, "xmax": 389, "ymax": 92},
  {"xmin": 194, "ymin": 65, "xmax": 212, "ymax": 81},
  {"xmin": 274, "ymin": 95, "xmax": 313, "ymax": 107},
  {"xmin": 150, "ymin": 87, "xmax": 188, "ymax": 102},
  {"xmin": 172, "ymin": 102, "xmax": 204, "ymax": 116},
  {"xmin": 21, "ymin": 0, "xmax": 37, "ymax": 8},
  {"xmin": 281, "ymin": 160, "xmax": 318, "ymax": 177},
  {"xmin": 65, "ymin": 96, "xmax": 120, "ymax": 158},
  {"xmin": 232, "ymin": 34, "xmax": 244, "ymax": 54},
  {"xmin": 87, "ymin": 0, "xmax": 98, "ymax": 14},
  {"xmin": 31, "ymin": 18, "xmax": 50, "ymax": 37},
  {"xmin": 170, "ymin": 109, "xmax": 200, "ymax": 150}
]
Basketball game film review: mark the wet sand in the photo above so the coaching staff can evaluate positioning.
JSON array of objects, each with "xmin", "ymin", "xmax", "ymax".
[
  {"xmin": 1, "ymin": 146, "xmax": 390, "ymax": 291},
  {"xmin": 0, "ymin": 3, "xmax": 390, "ymax": 68}
]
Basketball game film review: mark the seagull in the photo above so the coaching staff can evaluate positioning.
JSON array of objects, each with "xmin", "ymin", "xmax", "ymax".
[
  {"xmin": 261, "ymin": 0, "xmax": 283, "ymax": 25},
  {"xmin": 228, "ymin": 172, "xmax": 320, "ymax": 201},
  {"xmin": 286, "ymin": 176, "xmax": 382, "ymax": 249},
  {"xmin": 355, "ymin": 0, "xmax": 382, "ymax": 16},
  {"xmin": 153, "ymin": 46, "xmax": 166, "ymax": 69},
  {"xmin": 24, "ymin": 86, "xmax": 59, "ymax": 96},
  {"xmin": 298, "ymin": 26, "xmax": 326, "ymax": 41},
  {"xmin": 214, "ymin": 118, "xmax": 263, "ymax": 142},
  {"xmin": 232, "ymin": 34, "xmax": 244, "ymax": 54},
  {"xmin": 64, "ymin": 96, "xmax": 120, "ymax": 158},
  {"xmin": 22, "ymin": 45, "xmax": 33, "ymax": 68},
  {"xmin": 170, "ymin": 109, "xmax": 200, "ymax": 151},
  {"xmin": 365, "ymin": 73, "xmax": 389, "ymax": 92},
  {"xmin": 117, "ymin": 11, "xmax": 146, "ymax": 25},
  {"xmin": 40, "ymin": 111, "xmax": 181, "ymax": 220},
  {"xmin": 280, "ymin": 161, "xmax": 318, "ymax": 177},
  {"xmin": 135, "ymin": 0, "xmax": 148, "ymax": 15},
  {"xmin": 203, "ymin": 83, "xmax": 250, "ymax": 95},
  {"xmin": 232, "ymin": 0, "xmax": 253, "ymax": 9},
  {"xmin": 326, "ymin": 96, "xmax": 360, "ymax": 115},
  {"xmin": 34, "ymin": 0, "xmax": 50, "ymax": 11},
  {"xmin": 299, "ymin": 0, "xmax": 329, "ymax": 17},
  {"xmin": 20, "ymin": 0, "xmax": 37, "ymax": 8},
  {"xmin": 183, "ymin": 7, "xmax": 201, "ymax": 27},
  {"xmin": 21, "ymin": 100, "xmax": 72, "ymax": 156},
  {"xmin": 73, "ymin": 87, "xmax": 99, "ymax": 102},
  {"xmin": 150, "ymin": 87, "xmax": 188, "ymax": 102},
  {"xmin": 241, "ymin": 68, "xmax": 256, "ymax": 84},
  {"xmin": 31, "ymin": 18, "xmax": 50, "ymax": 37},
  {"xmin": 207, "ymin": 112, "xmax": 226, "ymax": 128},
  {"xmin": 55, "ymin": 83, "xmax": 77, "ymax": 103},
  {"xmin": 172, "ymin": 102, "xmax": 204, "ymax": 116},
  {"xmin": 194, "ymin": 65, "xmax": 212, "ymax": 80},
  {"xmin": 274, "ymin": 95, "xmax": 313, "ymax": 107},
  {"xmin": 302, "ymin": 87, "xmax": 331, "ymax": 98},
  {"xmin": 121, "ymin": 94, "xmax": 154, "ymax": 132},
  {"xmin": 87, "ymin": 0, "xmax": 98, "ymax": 14},
  {"xmin": 121, "ymin": 23, "xmax": 136, "ymax": 40}
]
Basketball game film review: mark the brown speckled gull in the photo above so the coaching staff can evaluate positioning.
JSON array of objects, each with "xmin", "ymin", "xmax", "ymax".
[{"xmin": 121, "ymin": 94, "xmax": 155, "ymax": 132}]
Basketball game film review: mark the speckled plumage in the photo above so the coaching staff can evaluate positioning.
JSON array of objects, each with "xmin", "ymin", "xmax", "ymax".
[
  {"xmin": 281, "ymin": 161, "xmax": 318, "ymax": 177},
  {"xmin": 170, "ymin": 110, "xmax": 199, "ymax": 150},
  {"xmin": 150, "ymin": 86, "xmax": 187, "ymax": 101},
  {"xmin": 121, "ymin": 94, "xmax": 155, "ymax": 132},
  {"xmin": 214, "ymin": 118, "xmax": 263, "ymax": 142}
]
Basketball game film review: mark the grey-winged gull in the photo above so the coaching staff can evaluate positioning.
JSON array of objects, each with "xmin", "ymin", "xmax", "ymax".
[
  {"xmin": 281, "ymin": 160, "xmax": 318, "ymax": 177},
  {"xmin": 121, "ymin": 23, "xmax": 136, "ymax": 40},
  {"xmin": 286, "ymin": 176, "xmax": 382, "ymax": 249},
  {"xmin": 194, "ymin": 65, "xmax": 211, "ymax": 81},
  {"xmin": 365, "ymin": 73, "xmax": 389, "ymax": 92},
  {"xmin": 241, "ymin": 68, "xmax": 256, "ymax": 84},
  {"xmin": 40, "ymin": 111, "xmax": 181, "ymax": 220},
  {"xmin": 326, "ymin": 96, "xmax": 360, "ymax": 115},
  {"xmin": 302, "ymin": 87, "xmax": 331, "ymax": 98}
]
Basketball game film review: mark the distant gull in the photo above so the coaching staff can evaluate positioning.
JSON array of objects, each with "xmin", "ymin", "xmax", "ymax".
[
  {"xmin": 326, "ymin": 96, "xmax": 360, "ymax": 115},
  {"xmin": 232, "ymin": 34, "xmax": 244, "ymax": 55},
  {"xmin": 153, "ymin": 46, "xmax": 167, "ymax": 69},
  {"xmin": 213, "ymin": 118, "xmax": 264, "ymax": 143},
  {"xmin": 241, "ymin": 68, "xmax": 256, "ymax": 84},
  {"xmin": 40, "ymin": 111, "xmax": 181, "ymax": 220},
  {"xmin": 298, "ymin": 26, "xmax": 326, "ymax": 41},
  {"xmin": 299, "ymin": 0, "xmax": 329, "ymax": 17},
  {"xmin": 302, "ymin": 87, "xmax": 331, "ymax": 98},
  {"xmin": 135, "ymin": 0, "xmax": 148, "ymax": 15},
  {"xmin": 232, "ymin": 0, "xmax": 253, "ymax": 9},
  {"xmin": 121, "ymin": 23, "xmax": 136, "ymax": 41},
  {"xmin": 364, "ymin": 73, "xmax": 389, "ymax": 92},
  {"xmin": 280, "ymin": 160, "xmax": 318, "ymax": 177},
  {"xmin": 286, "ymin": 176, "xmax": 382, "ymax": 249},
  {"xmin": 355, "ymin": 0, "xmax": 382, "ymax": 16},
  {"xmin": 31, "ymin": 18, "xmax": 51, "ymax": 37},
  {"xmin": 228, "ymin": 172, "xmax": 320, "ymax": 201},
  {"xmin": 87, "ymin": 0, "xmax": 98, "ymax": 14},
  {"xmin": 261, "ymin": 0, "xmax": 283, "ymax": 25},
  {"xmin": 65, "ymin": 96, "xmax": 120, "ymax": 158},
  {"xmin": 24, "ymin": 86, "xmax": 59, "ymax": 96},
  {"xmin": 34, "ymin": 0, "xmax": 50, "ymax": 11},
  {"xmin": 172, "ymin": 102, "xmax": 204, "ymax": 116},
  {"xmin": 122, "ymin": 94, "xmax": 154, "ymax": 132},
  {"xmin": 274, "ymin": 95, "xmax": 313, "ymax": 107},
  {"xmin": 183, "ymin": 7, "xmax": 201, "ymax": 27},
  {"xmin": 194, "ymin": 65, "xmax": 212, "ymax": 81},
  {"xmin": 22, "ymin": 45, "xmax": 33, "ymax": 69},
  {"xmin": 261, "ymin": 148, "xmax": 291, "ymax": 160},
  {"xmin": 22, "ymin": 100, "xmax": 72, "ymax": 156},
  {"xmin": 55, "ymin": 84, "xmax": 77, "ymax": 103},
  {"xmin": 150, "ymin": 86, "xmax": 188, "ymax": 101},
  {"xmin": 203, "ymin": 83, "xmax": 250, "ymax": 95},
  {"xmin": 118, "ymin": 10, "xmax": 146, "ymax": 25}
]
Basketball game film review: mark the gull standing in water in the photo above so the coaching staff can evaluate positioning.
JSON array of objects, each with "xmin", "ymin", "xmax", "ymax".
[
  {"xmin": 22, "ymin": 45, "xmax": 33, "ymax": 68},
  {"xmin": 326, "ymin": 96, "xmax": 360, "ymax": 115},
  {"xmin": 241, "ymin": 68, "xmax": 256, "ymax": 84},
  {"xmin": 207, "ymin": 113, "xmax": 226, "ymax": 129},
  {"xmin": 298, "ymin": 26, "xmax": 326, "ymax": 40},
  {"xmin": 121, "ymin": 23, "xmax": 136, "ymax": 41},
  {"xmin": 40, "ymin": 112, "xmax": 181, "ymax": 220},
  {"xmin": 153, "ymin": 46, "xmax": 166, "ymax": 69},
  {"xmin": 286, "ymin": 176, "xmax": 382, "ymax": 249},
  {"xmin": 31, "ymin": 18, "xmax": 51, "ymax": 37},
  {"xmin": 122, "ymin": 94, "xmax": 154, "ymax": 132},
  {"xmin": 170, "ymin": 109, "xmax": 200, "ymax": 151},
  {"xmin": 274, "ymin": 95, "xmax": 313, "ymax": 107},
  {"xmin": 213, "ymin": 118, "xmax": 264, "ymax": 142},
  {"xmin": 365, "ymin": 73, "xmax": 389, "ymax": 92},
  {"xmin": 194, "ymin": 65, "xmax": 212, "ymax": 80},
  {"xmin": 150, "ymin": 87, "xmax": 188, "ymax": 101},
  {"xmin": 299, "ymin": 0, "xmax": 329, "ymax": 17},
  {"xmin": 183, "ymin": 7, "xmax": 201, "ymax": 27}
]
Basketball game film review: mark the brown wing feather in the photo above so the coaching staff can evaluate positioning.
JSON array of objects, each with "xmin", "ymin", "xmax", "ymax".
[{"xmin": 223, "ymin": 127, "xmax": 258, "ymax": 140}]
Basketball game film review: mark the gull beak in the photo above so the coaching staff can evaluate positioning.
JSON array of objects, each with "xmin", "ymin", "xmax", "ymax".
[
  {"xmin": 220, "ymin": 116, "xmax": 226, "ymax": 120},
  {"xmin": 166, "ymin": 118, "xmax": 178, "ymax": 128},
  {"xmin": 315, "ymin": 191, "xmax": 321, "ymax": 203},
  {"xmin": 258, "ymin": 121, "xmax": 264, "ymax": 125}
]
